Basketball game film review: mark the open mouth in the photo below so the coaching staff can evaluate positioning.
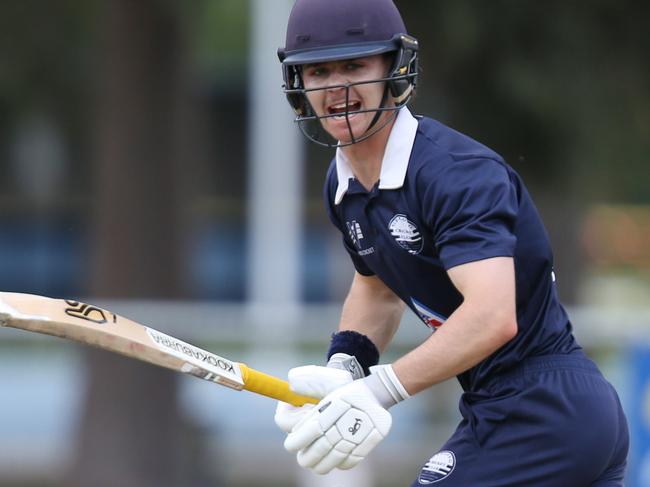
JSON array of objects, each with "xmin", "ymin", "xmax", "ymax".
[{"xmin": 327, "ymin": 101, "xmax": 362, "ymax": 119}]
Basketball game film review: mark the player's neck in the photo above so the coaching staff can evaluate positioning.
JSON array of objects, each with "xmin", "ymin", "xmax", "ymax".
[{"xmin": 342, "ymin": 114, "xmax": 395, "ymax": 191}]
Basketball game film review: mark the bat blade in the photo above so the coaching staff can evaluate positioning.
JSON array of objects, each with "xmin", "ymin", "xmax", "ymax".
[
  {"xmin": 0, "ymin": 292, "xmax": 245, "ymax": 389},
  {"xmin": 0, "ymin": 292, "xmax": 317, "ymax": 406}
]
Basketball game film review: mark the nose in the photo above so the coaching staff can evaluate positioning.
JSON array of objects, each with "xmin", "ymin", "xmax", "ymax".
[{"xmin": 325, "ymin": 66, "xmax": 350, "ymax": 91}]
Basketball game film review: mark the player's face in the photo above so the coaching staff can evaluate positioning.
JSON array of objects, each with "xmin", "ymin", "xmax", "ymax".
[{"xmin": 301, "ymin": 55, "xmax": 392, "ymax": 143}]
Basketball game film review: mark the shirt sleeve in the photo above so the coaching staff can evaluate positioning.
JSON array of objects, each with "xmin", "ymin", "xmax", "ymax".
[
  {"xmin": 424, "ymin": 158, "xmax": 518, "ymax": 270},
  {"xmin": 338, "ymin": 232, "xmax": 375, "ymax": 276}
]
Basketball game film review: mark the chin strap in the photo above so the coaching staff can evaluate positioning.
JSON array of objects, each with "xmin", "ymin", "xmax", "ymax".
[
  {"xmin": 364, "ymin": 85, "xmax": 391, "ymax": 133},
  {"xmin": 341, "ymin": 83, "xmax": 391, "ymax": 145}
]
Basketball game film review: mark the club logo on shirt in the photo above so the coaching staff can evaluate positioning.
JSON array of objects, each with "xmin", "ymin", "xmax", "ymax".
[
  {"xmin": 418, "ymin": 450, "xmax": 456, "ymax": 484},
  {"xmin": 388, "ymin": 214, "xmax": 423, "ymax": 255}
]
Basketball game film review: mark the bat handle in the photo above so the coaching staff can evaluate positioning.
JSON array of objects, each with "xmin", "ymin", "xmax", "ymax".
[{"xmin": 239, "ymin": 364, "xmax": 319, "ymax": 407}]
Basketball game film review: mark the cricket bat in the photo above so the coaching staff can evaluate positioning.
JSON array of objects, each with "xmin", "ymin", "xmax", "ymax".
[{"xmin": 0, "ymin": 292, "xmax": 317, "ymax": 407}]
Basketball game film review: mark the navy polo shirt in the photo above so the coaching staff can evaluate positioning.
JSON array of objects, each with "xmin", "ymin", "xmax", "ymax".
[{"xmin": 324, "ymin": 108, "xmax": 580, "ymax": 392}]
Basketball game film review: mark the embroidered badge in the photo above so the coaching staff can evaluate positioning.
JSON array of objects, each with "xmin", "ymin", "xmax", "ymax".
[
  {"xmin": 388, "ymin": 214, "xmax": 423, "ymax": 255},
  {"xmin": 418, "ymin": 450, "xmax": 456, "ymax": 484}
]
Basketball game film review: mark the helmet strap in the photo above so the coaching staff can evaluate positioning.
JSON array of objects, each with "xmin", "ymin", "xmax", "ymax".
[{"xmin": 362, "ymin": 85, "xmax": 390, "ymax": 134}]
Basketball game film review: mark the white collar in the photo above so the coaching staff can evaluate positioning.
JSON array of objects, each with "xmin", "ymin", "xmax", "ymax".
[{"xmin": 334, "ymin": 107, "xmax": 418, "ymax": 205}]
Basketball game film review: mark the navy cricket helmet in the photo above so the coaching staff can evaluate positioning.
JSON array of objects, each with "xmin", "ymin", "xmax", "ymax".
[{"xmin": 278, "ymin": 0, "xmax": 419, "ymax": 147}]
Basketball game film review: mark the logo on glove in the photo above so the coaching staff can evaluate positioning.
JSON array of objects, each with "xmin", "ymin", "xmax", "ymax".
[{"xmin": 348, "ymin": 418, "xmax": 363, "ymax": 435}]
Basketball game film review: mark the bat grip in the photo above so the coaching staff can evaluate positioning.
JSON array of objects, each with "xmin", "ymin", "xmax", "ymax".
[{"xmin": 239, "ymin": 364, "xmax": 318, "ymax": 407}]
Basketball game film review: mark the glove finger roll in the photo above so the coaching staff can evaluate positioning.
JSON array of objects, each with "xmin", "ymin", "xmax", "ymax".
[
  {"xmin": 350, "ymin": 428, "xmax": 386, "ymax": 457},
  {"xmin": 284, "ymin": 415, "xmax": 324, "ymax": 453},
  {"xmin": 313, "ymin": 448, "xmax": 350, "ymax": 475},
  {"xmin": 296, "ymin": 435, "xmax": 333, "ymax": 468},
  {"xmin": 338, "ymin": 453, "xmax": 364, "ymax": 470}
]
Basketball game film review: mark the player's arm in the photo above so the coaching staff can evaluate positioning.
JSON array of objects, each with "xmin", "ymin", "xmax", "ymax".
[
  {"xmin": 337, "ymin": 271, "xmax": 405, "ymax": 353},
  {"xmin": 274, "ymin": 272, "xmax": 403, "ymax": 430},
  {"xmin": 278, "ymin": 261, "xmax": 514, "ymax": 475},
  {"xmin": 392, "ymin": 256, "xmax": 517, "ymax": 394},
  {"xmin": 277, "ymin": 272, "xmax": 406, "ymax": 474}
]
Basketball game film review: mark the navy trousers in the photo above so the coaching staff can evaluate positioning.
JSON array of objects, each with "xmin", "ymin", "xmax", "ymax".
[{"xmin": 410, "ymin": 354, "xmax": 629, "ymax": 486}]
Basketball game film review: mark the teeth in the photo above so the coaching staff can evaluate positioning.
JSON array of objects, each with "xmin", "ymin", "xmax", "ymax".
[{"xmin": 330, "ymin": 102, "xmax": 358, "ymax": 110}]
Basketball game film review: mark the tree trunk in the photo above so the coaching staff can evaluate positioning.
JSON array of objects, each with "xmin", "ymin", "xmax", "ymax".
[{"xmin": 64, "ymin": 1, "xmax": 194, "ymax": 486}]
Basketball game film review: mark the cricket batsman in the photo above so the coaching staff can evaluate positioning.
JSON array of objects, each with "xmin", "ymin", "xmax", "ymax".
[{"xmin": 273, "ymin": 0, "xmax": 629, "ymax": 485}]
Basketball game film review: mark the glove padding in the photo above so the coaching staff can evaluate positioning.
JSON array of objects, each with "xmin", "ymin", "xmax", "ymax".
[
  {"xmin": 274, "ymin": 365, "xmax": 353, "ymax": 433},
  {"xmin": 283, "ymin": 377, "xmax": 392, "ymax": 474}
]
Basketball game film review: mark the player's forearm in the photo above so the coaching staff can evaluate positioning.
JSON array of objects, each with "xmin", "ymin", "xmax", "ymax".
[
  {"xmin": 393, "ymin": 301, "xmax": 517, "ymax": 395},
  {"xmin": 338, "ymin": 272, "xmax": 405, "ymax": 353},
  {"xmin": 393, "ymin": 257, "xmax": 517, "ymax": 395}
]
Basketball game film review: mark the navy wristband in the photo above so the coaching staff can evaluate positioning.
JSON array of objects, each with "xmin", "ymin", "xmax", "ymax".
[{"xmin": 326, "ymin": 330, "xmax": 380, "ymax": 377}]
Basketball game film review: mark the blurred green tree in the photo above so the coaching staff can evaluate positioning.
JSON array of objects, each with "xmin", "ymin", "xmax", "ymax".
[{"xmin": 396, "ymin": 0, "xmax": 650, "ymax": 300}]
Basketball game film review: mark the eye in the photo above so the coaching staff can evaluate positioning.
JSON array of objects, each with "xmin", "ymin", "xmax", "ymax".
[
  {"xmin": 345, "ymin": 62, "xmax": 363, "ymax": 71},
  {"xmin": 306, "ymin": 65, "xmax": 328, "ymax": 77}
]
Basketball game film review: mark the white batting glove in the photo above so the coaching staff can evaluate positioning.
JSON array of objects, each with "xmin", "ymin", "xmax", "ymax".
[
  {"xmin": 283, "ymin": 364, "xmax": 409, "ymax": 474},
  {"xmin": 326, "ymin": 352, "xmax": 365, "ymax": 380},
  {"xmin": 274, "ymin": 355, "xmax": 360, "ymax": 433}
]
